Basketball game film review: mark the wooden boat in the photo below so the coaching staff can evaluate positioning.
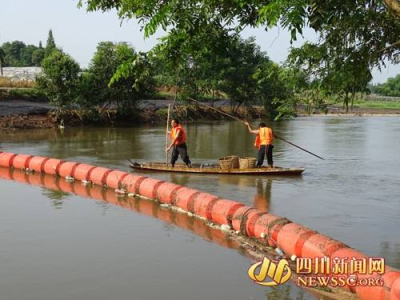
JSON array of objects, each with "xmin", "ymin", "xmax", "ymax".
[{"xmin": 130, "ymin": 162, "xmax": 305, "ymax": 175}]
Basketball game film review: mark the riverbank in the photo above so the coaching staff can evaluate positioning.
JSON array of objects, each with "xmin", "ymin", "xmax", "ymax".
[{"xmin": 1, "ymin": 99, "xmax": 400, "ymax": 129}]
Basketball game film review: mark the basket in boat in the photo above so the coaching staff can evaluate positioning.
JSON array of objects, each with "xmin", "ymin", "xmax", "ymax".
[
  {"xmin": 218, "ymin": 156, "xmax": 239, "ymax": 170},
  {"xmin": 239, "ymin": 157, "xmax": 257, "ymax": 169}
]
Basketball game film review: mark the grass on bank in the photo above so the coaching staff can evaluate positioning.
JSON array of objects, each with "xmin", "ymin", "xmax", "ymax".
[
  {"xmin": 329, "ymin": 98, "xmax": 400, "ymax": 110},
  {"xmin": 0, "ymin": 88, "xmax": 48, "ymax": 102},
  {"xmin": 0, "ymin": 77, "xmax": 36, "ymax": 88},
  {"xmin": 352, "ymin": 100, "xmax": 400, "ymax": 110}
]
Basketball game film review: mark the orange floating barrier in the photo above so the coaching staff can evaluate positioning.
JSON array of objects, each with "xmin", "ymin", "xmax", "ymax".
[
  {"xmin": 252, "ymin": 213, "xmax": 289, "ymax": 246},
  {"xmin": 12, "ymin": 154, "xmax": 33, "ymax": 170},
  {"xmin": 231, "ymin": 206, "xmax": 259, "ymax": 235},
  {"xmin": 73, "ymin": 164, "xmax": 96, "ymax": 181},
  {"xmin": 277, "ymin": 223, "xmax": 317, "ymax": 257},
  {"xmin": 191, "ymin": 193, "xmax": 219, "ymax": 220},
  {"xmin": 43, "ymin": 158, "xmax": 63, "ymax": 175},
  {"xmin": 1, "ymin": 151, "xmax": 399, "ymax": 300},
  {"xmin": 138, "ymin": 177, "xmax": 165, "ymax": 200},
  {"xmin": 301, "ymin": 234, "xmax": 347, "ymax": 259},
  {"xmin": 89, "ymin": 167, "xmax": 112, "ymax": 186},
  {"xmin": 105, "ymin": 170, "xmax": 129, "ymax": 189},
  {"xmin": 174, "ymin": 187, "xmax": 200, "ymax": 211},
  {"xmin": 355, "ymin": 271, "xmax": 400, "ymax": 300},
  {"xmin": 0, "ymin": 152, "xmax": 17, "ymax": 168},
  {"xmin": 27, "ymin": 156, "xmax": 48, "ymax": 172},
  {"xmin": 120, "ymin": 174, "xmax": 147, "ymax": 194},
  {"xmin": 210, "ymin": 199, "xmax": 244, "ymax": 226},
  {"xmin": 155, "ymin": 182, "xmax": 183, "ymax": 204},
  {"xmin": 58, "ymin": 161, "xmax": 79, "ymax": 178},
  {"xmin": 391, "ymin": 277, "xmax": 400, "ymax": 300}
]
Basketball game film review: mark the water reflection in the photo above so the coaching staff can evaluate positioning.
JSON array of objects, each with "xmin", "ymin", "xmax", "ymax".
[{"xmin": 0, "ymin": 167, "xmax": 243, "ymax": 253}]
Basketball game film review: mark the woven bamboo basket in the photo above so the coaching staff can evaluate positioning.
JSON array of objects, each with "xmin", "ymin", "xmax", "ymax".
[
  {"xmin": 239, "ymin": 157, "xmax": 257, "ymax": 169},
  {"xmin": 218, "ymin": 156, "xmax": 239, "ymax": 170}
]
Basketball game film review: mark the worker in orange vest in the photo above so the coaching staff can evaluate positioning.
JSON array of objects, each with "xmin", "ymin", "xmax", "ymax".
[
  {"xmin": 166, "ymin": 119, "xmax": 192, "ymax": 167},
  {"xmin": 245, "ymin": 121, "xmax": 274, "ymax": 168}
]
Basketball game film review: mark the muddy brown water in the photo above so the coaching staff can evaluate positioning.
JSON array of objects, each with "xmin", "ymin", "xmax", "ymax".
[{"xmin": 1, "ymin": 116, "xmax": 399, "ymax": 300}]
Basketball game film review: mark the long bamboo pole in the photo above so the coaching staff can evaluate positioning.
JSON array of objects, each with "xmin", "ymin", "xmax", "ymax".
[
  {"xmin": 188, "ymin": 97, "xmax": 324, "ymax": 160},
  {"xmin": 166, "ymin": 104, "xmax": 171, "ymax": 166}
]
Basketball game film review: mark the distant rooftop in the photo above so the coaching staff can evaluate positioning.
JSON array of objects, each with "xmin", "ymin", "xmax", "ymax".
[{"xmin": 1, "ymin": 67, "xmax": 42, "ymax": 81}]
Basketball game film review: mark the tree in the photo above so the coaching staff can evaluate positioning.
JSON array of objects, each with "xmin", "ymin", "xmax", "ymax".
[
  {"xmin": 45, "ymin": 29, "xmax": 57, "ymax": 57},
  {"xmin": 0, "ymin": 41, "xmax": 44, "ymax": 67},
  {"xmin": 79, "ymin": 0, "xmax": 400, "ymax": 78},
  {"xmin": 36, "ymin": 50, "xmax": 81, "ymax": 111},
  {"xmin": 0, "ymin": 47, "xmax": 4, "ymax": 76},
  {"xmin": 32, "ymin": 48, "xmax": 45, "ymax": 66},
  {"xmin": 288, "ymin": 42, "xmax": 372, "ymax": 112},
  {"xmin": 1, "ymin": 41, "xmax": 26, "ymax": 66},
  {"xmin": 81, "ymin": 41, "xmax": 155, "ymax": 114},
  {"xmin": 371, "ymin": 74, "xmax": 400, "ymax": 96}
]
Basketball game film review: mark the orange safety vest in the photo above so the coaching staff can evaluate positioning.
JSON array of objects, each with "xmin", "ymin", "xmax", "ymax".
[
  {"xmin": 254, "ymin": 127, "xmax": 273, "ymax": 148},
  {"xmin": 170, "ymin": 125, "xmax": 187, "ymax": 146}
]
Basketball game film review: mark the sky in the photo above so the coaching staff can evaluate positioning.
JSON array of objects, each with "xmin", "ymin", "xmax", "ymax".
[{"xmin": 1, "ymin": 0, "xmax": 399, "ymax": 84}]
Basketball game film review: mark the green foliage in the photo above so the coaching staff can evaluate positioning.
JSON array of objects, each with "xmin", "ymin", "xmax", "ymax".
[
  {"xmin": 0, "ymin": 39, "xmax": 48, "ymax": 67},
  {"xmin": 32, "ymin": 48, "xmax": 45, "ymax": 66},
  {"xmin": 36, "ymin": 50, "xmax": 81, "ymax": 109},
  {"xmin": 153, "ymin": 28, "xmax": 295, "ymax": 118},
  {"xmin": 288, "ymin": 42, "xmax": 372, "ymax": 113},
  {"xmin": 370, "ymin": 75, "xmax": 400, "ymax": 97},
  {"xmin": 79, "ymin": 41, "xmax": 155, "ymax": 114},
  {"xmin": 79, "ymin": 0, "xmax": 400, "ymax": 72},
  {"xmin": 0, "ymin": 47, "xmax": 4, "ymax": 75},
  {"xmin": 1, "ymin": 88, "xmax": 48, "ymax": 102},
  {"xmin": 45, "ymin": 29, "xmax": 57, "ymax": 57}
]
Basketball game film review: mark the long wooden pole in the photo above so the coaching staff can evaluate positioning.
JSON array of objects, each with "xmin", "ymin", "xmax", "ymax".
[
  {"xmin": 188, "ymin": 97, "xmax": 324, "ymax": 160},
  {"xmin": 166, "ymin": 104, "xmax": 171, "ymax": 166}
]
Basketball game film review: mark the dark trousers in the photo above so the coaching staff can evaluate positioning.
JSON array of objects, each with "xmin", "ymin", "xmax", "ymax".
[
  {"xmin": 171, "ymin": 143, "xmax": 191, "ymax": 166},
  {"xmin": 257, "ymin": 145, "xmax": 274, "ymax": 167}
]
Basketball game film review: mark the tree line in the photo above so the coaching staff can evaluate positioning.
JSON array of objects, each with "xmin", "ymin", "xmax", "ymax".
[
  {"xmin": 370, "ymin": 75, "xmax": 400, "ymax": 97},
  {"xmin": 0, "ymin": 30, "xmax": 56, "ymax": 68}
]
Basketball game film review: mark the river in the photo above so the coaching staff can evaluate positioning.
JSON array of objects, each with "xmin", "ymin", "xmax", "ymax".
[{"xmin": 1, "ymin": 116, "xmax": 399, "ymax": 300}]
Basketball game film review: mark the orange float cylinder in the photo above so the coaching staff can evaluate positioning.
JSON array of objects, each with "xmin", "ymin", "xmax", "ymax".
[
  {"xmin": 356, "ymin": 271, "xmax": 400, "ymax": 300},
  {"xmin": 120, "ymin": 174, "xmax": 147, "ymax": 194},
  {"xmin": 89, "ymin": 167, "xmax": 112, "ymax": 186},
  {"xmin": 42, "ymin": 158, "xmax": 63, "ymax": 175},
  {"xmin": 58, "ymin": 161, "xmax": 79, "ymax": 178},
  {"xmin": 105, "ymin": 170, "xmax": 129, "ymax": 189},
  {"xmin": 155, "ymin": 182, "xmax": 183, "ymax": 204},
  {"xmin": 252, "ymin": 213, "xmax": 287, "ymax": 246},
  {"xmin": 174, "ymin": 187, "xmax": 200, "ymax": 212},
  {"xmin": 277, "ymin": 223, "xmax": 317, "ymax": 257},
  {"xmin": 0, "ymin": 152, "xmax": 17, "ymax": 168},
  {"xmin": 28, "ymin": 156, "xmax": 49, "ymax": 173},
  {"xmin": 12, "ymin": 154, "xmax": 33, "ymax": 169},
  {"xmin": 231, "ymin": 206, "xmax": 259, "ymax": 235},
  {"xmin": 390, "ymin": 277, "xmax": 400, "ymax": 300},
  {"xmin": 73, "ymin": 164, "xmax": 96, "ymax": 181},
  {"xmin": 138, "ymin": 178, "xmax": 165, "ymax": 200},
  {"xmin": 191, "ymin": 193, "xmax": 219, "ymax": 220},
  {"xmin": 302, "ymin": 234, "xmax": 347, "ymax": 259},
  {"xmin": 210, "ymin": 199, "xmax": 244, "ymax": 226}
]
